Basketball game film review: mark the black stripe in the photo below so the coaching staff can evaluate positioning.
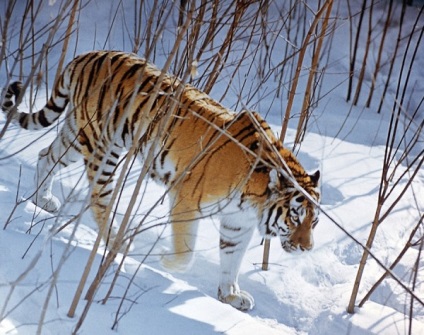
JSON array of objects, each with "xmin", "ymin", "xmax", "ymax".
[
  {"xmin": 112, "ymin": 104, "xmax": 122, "ymax": 132},
  {"xmin": 87, "ymin": 161, "xmax": 99, "ymax": 172},
  {"xmin": 184, "ymin": 99, "xmax": 197, "ymax": 112},
  {"xmin": 93, "ymin": 152, "xmax": 104, "ymax": 162},
  {"xmin": 86, "ymin": 52, "xmax": 109, "ymax": 95},
  {"xmin": 194, "ymin": 114, "xmax": 248, "ymax": 156},
  {"xmin": 166, "ymin": 107, "xmax": 183, "ymax": 132},
  {"xmin": 137, "ymin": 74, "xmax": 158, "ymax": 94},
  {"xmin": 70, "ymin": 52, "xmax": 99, "ymax": 84},
  {"xmin": 131, "ymin": 102, "xmax": 147, "ymax": 124},
  {"xmin": 203, "ymin": 120, "xmax": 258, "ymax": 164},
  {"xmin": 254, "ymin": 161, "xmax": 270, "ymax": 173},
  {"xmin": 264, "ymin": 204, "xmax": 277, "ymax": 235},
  {"xmin": 110, "ymin": 55, "xmax": 128, "ymax": 80},
  {"xmin": 95, "ymin": 203, "xmax": 108, "ymax": 210},
  {"xmin": 60, "ymin": 135, "xmax": 71, "ymax": 151},
  {"xmin": 56, "ymin": 89, "xmax": 67, "ymax": 98},
  {"xmin": 19, "ymin": 114, "xmax": 28, "ymax": 129},
  {"xmin": 110, "ymin": 151, "xmax": 120, "ymax": 159},
  {"xmin": 58, "ymin": 159, "xmax": 68, "ymax": 167},
  {"xmin": 75, "ymin": 53, "xmax": 103, "ymax": 102},
  {"xmin": 237, "ymin": 129, "xmax": 257, "ymax": 144},
  {"xmin": 97, "ymin": 178, "xmax": 110, "ymax": 185},
  {"xmin": 47, "ymin": 100, "xmax": 64, "ymax": 113},
  {"xmin": 160, "ymin": 138, "xmax": 176, "ymax": 167},
  {"xmin": 99, "ymin": 189, "xmax": 113, "ymax": 198},
  {"xmin": 110, "ymin": 52, "xmax": 125, "ymax": 65},
  {"xmin": 105, "ymin": 159, "xmax": 117, "ymax": 166},
  {"xmin": 9, "ymin": 81, "xmax": 22, "ymax": 96},
  {"xmin": 219, "ymin": 239, "xmax": 238, "ymax": 249},
  {"xmin": 79, "ymin": 130, "xmax": 94, "ymax": 153},
  {"xmin": 68, "ymin": 138, "xmax": 81, "ymax": 153},
  {"xmin": 163, "ymin": 172, "xmax": 171, "ymax": 185},
  {"xmin": 96, "ymin": 84, "xmax": 108, "ymax": 116},
  {"xmin": 37, "ymin": 110, "xmax": 51, "ymax": 127},
  {"xmin": 121, "ymin": 119, "xmax": 129, "ymax": 143},
  {"xmin": 132, "ymin": 97, "xmax": 149, "ymax": 121},
  {"xmin": 2, "ymin": 100, "xmax": 13, "ymax": 108},
  {"xmin": 222, "ymin": 223, "xmax": 241, "ymax": 232},
  {"xmin": 122, "ymin": 63, "xmax": 144, "ymax": 81},
  {"xmin": 275, "ymin": 207, "xmax": 283, "ymax": 223},
  {"xmin": 131, "ymin": 74, "xmax": 160, "ymax": 122},
  {"xmin": 101, "ymin": 170, "xmax": 114, "ymax": 177},
  {"xmin": 231, "ymin": 124, "xmax": 254, "ymax": 141}
]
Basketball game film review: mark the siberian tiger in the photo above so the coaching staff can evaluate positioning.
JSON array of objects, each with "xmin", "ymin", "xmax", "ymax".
[{"xmin": 2, "ymin": 50, "xmax": 320, "ymax": 311}]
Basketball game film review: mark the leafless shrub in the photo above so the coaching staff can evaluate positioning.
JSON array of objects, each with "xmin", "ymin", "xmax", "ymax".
[
  {"xmin": 0, "ymin": 0, "xmax": 423, "ymax": 333},
  {"xmin": 346, "ymin": 4, "xmax": 424, "ymax": 333}
]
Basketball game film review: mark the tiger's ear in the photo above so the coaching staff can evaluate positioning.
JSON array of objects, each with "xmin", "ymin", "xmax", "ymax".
[
  {"xmin": 310, "ymin": 170, "xmax": 320, "ymax": 187},
  {"xmin": 268, "ymin": 169, "xmax": 280, "ymax": 190},
  {"xmin": 269, "ymin": 169, "xmax": 291, "ymax": 190}
]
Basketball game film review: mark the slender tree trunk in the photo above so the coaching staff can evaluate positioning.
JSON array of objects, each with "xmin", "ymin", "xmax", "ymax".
[
  {"xmin": 353, "ymin": 0, "xmax": 373, "ymax": 106},
  {"xmin": 346, "ymin": 0, "xmax": 366, "ymax": 102},
  {"xmin": 366, "ymin": 0, "xmax": 393, "ymax": 108}
]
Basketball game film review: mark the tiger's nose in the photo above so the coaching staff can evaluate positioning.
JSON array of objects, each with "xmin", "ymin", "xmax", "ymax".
[
  {"xmin": 295, "ymin": 236, "xmax": 313, "ymax": 251},
  {"xmin": 299, "ymin": 243, "xmax": 313, "ymax": 251}
]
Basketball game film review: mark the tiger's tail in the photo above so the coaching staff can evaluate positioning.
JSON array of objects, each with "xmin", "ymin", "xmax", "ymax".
[{"xmin": 2, "ymin": 73, "xmax": 70, "ymax": 130}]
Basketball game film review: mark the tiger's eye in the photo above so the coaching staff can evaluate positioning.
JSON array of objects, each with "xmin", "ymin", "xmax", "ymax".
[{"xmin": 249, "ymin": 141, "xmax": 259, "ymax": 150}]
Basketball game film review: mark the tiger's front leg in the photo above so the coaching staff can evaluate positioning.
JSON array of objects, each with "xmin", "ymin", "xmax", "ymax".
[
  {"xmin": 161, "ymin": 197, "xmax": 200, "ymax": 272},
  {"xmin": 218, "ymin": 219, "xmax": 256, "ymax": 311}
]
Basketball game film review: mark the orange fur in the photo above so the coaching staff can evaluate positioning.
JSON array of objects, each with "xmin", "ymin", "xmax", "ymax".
[{"xmin": 2, "ymin": 51, "xmax": 320, "ymax": 310}]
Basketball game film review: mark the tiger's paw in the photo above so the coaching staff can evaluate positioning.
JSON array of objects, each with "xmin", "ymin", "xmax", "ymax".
[
  {"xmin": 218, "ymin": 286, "xmax": 255, "ymax": 311},
  {"xmin": 105, "ymin": 236, "xmax": 133, "ymax": 254},
  {"xmin": 102, "ymin": 222, "xmax": 134, "ymax": 254},
  {"xmin": 160, "ymin": 250, "xmax": 194, "ymax": 273},
  {"xmin": 33, "ymin": 194, "xmax": 61, "ymax": 213}
]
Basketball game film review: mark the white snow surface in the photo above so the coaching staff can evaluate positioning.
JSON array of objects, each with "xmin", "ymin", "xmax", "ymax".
[{"xmin": 0, "ymin": 1, "xmax": 423, "ymax": 334}]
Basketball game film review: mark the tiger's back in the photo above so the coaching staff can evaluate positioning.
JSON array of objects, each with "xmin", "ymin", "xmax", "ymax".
[{"xmin": 1, "ymin": 50, "xmax": 320, "ymax": 311}]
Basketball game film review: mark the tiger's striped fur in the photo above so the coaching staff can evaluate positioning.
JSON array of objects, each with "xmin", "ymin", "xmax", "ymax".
[{"xmin": 2, "ymin": 50, "xmax": 320, "ymax": 311}]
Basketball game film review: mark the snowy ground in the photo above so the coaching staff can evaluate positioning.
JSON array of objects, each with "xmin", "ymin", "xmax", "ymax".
[{"xmin": 0, "ymin": 1, "xmax": 423, "ymax": 334}]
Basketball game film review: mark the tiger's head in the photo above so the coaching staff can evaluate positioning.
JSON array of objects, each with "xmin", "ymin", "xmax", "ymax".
[{"xmin": 260, "ymin": 169, "xmax": 320, "ymax": 253}]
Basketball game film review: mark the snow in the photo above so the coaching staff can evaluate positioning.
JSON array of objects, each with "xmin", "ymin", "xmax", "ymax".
[{"xmin": 1, "ymin": 0, "xmax": 423, "ymax": 334}]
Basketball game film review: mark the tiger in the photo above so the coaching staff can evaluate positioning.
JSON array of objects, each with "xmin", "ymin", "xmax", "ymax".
[{"xmin": 1, "ymin": 50, "xmax": 320, "ymax": 311}]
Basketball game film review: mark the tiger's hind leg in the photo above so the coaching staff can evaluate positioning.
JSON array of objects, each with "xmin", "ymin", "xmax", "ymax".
[
  {"xmin": 83, "ymin": 142, "xmax": 123, "ymax": 249},
  {"xmin": 33, "ymin": 119, "xmax": 82, "ymax": 212},
  {"xmin": 161, "ymin": 196, "xmax": 200, "ymax": 272}
]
